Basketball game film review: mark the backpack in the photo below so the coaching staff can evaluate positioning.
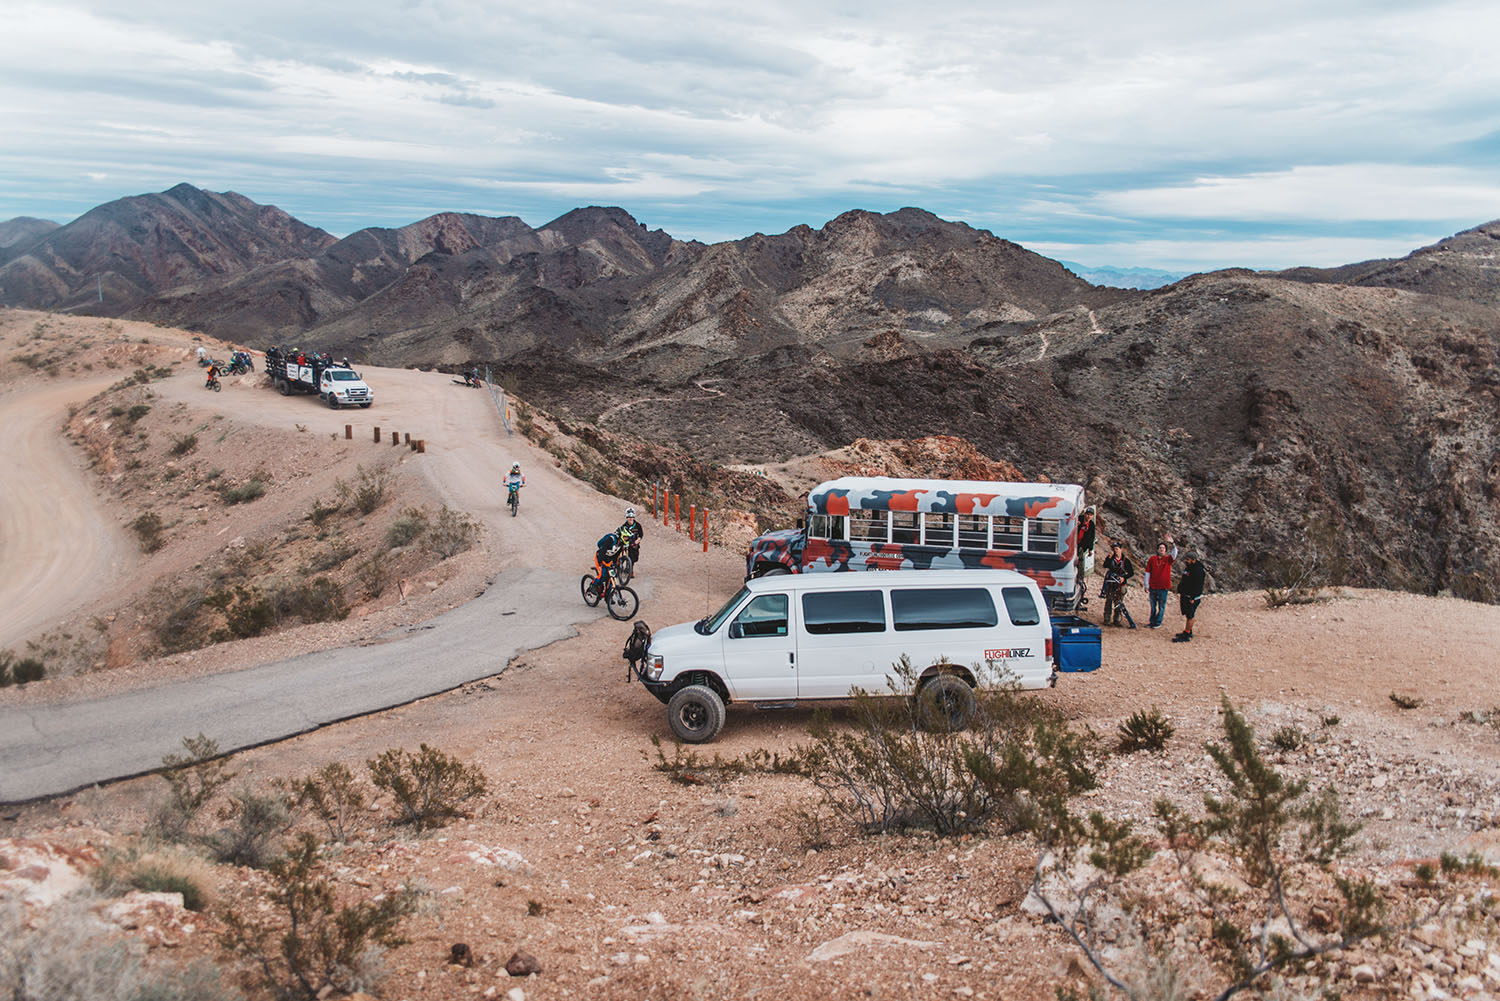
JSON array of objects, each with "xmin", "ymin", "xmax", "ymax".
[{"xmin": 623, "ymin": 621, "xmax": 652, "ymax": 681}]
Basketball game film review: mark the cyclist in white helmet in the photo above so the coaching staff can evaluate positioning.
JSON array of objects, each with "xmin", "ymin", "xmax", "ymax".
[
  {"xmin": 504, "ymin": 462, "xmax": 524, "ymax": 500},
  {"xmin": 616, "ymin": 506, "xmax": 644, "ymax": 565}
]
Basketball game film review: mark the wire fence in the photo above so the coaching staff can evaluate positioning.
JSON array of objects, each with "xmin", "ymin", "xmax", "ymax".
[{"xmin": 483, "ymin": 366, "xmax": 512, "ymax": 435}]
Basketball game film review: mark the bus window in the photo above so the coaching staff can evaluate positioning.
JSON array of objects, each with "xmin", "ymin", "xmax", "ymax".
[
  {"xmin": 993, "ymin": 516, "xmax": 1024, "ymax": 551},
  {"xmin": 1025, "ymin": 518, "xmax": 1060, "ymax": 554},
  {"xmin": 891, "ymin": 511, "xmax": 919, "ymax": 544},
  {"xmin": 922, "ymin": 512, "xmax": 954, "ymax": 547},
  {"xmin": 849, "ymin": 510, "xmax": 888, "ymax": 542},
  {"xmin": 957, "ymin": 514, "xmax": 988, "ymax": 550}
]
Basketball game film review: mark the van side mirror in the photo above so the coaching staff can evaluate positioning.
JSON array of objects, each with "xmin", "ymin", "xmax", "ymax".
[{"xmin": 728, "ymin": 622, "xmax": 744, "ymax": 639}]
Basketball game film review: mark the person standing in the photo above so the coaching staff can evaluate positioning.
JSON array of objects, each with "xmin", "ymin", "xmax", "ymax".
[
  {"xmin": 1173, "ymin": 552, "xmax": 1207, "ymax": 642},
  {"xmin": 1077, "ymin": 506, "xmax": 1099, "ymax": 576},
  {"xmin": 1143, "ymin": 541, "xmax": 1175, "ymax": 629},
  {"xmin": 616, "ymin": 507, "xmax": 644, "ymax": 565},
  {"xmin": 1102, "ymin": 542, "xmax": 1137, "ymax": 628}
]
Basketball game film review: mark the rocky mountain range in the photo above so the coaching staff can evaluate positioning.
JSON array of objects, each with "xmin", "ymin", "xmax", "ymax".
[{"xmin": 2, "ymin": 184, "xmax": 1496, "ymax": 598}]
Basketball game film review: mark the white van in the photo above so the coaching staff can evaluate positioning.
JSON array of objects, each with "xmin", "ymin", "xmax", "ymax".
[{"xmin": 633, "ymin": 569, "xmax": 1055, "ymax": 743}]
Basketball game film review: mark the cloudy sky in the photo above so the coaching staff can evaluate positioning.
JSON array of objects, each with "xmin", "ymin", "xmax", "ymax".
[{"xmin": 2, "ymin": 0, "xmax": 1497, "ymax": 270}]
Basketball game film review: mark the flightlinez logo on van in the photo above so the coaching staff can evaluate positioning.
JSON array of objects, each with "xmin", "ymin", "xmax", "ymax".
[
  {"xmin": 985, "ymin": 648, "xmax": 1031, "ymax": 660},
  {"xmin": 744, "ymin": 476, "xmax": 1087, "ymax": 612}
]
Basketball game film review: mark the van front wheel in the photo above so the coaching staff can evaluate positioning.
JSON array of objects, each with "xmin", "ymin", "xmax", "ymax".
[
  {"xmin": 915, "ymin": 675, "xmax": 975, "ymax": 733},
  {"xmin": 667, "ymin": 684, "xmax": 725, "ymax": 743}
]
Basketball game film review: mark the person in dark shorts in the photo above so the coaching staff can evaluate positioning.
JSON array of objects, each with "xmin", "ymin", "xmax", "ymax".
[{"xmin": 1173, "ymin": 552, "xmax": 1206, "ymax": 642}]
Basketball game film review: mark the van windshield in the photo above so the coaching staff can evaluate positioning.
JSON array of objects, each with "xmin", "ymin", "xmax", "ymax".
[{"xmin": 698, "ymin": 586, "xmax": 749, "ymax": 634}]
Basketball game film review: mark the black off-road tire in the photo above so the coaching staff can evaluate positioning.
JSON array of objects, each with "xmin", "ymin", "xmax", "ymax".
[
  {"xmin": 606, "ymin": 585, "xmax": 639, "ymax": 621},
  {"xmin": 667, "ymin": 684, "xmax": 726, "ymax": 743},
  {"xmin": 326, "ymin": 393, "xmax": 340, "ymax": 409},
  {"xmin": 617, "ymin": 554, "xmax": 633, "ymax": 585},
  {"xmin": 757, "ymin": 565, "xmax": 791, "ymax": 577},
  {"xmin": 915, "ymin": 674, "xmax": 976, "ymax": 733},
  {"xmin": 276, "ymin": 378, "xmax": 291, "ymax": 396},
  {"xmin": 581, "ymin": 573, "xmax": 601, "ymax": 607},
  {"xmin": 360, "ymin": 402, "xmax": 372, "ymax": 408}
]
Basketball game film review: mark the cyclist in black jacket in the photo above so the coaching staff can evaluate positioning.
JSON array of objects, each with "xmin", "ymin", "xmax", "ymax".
[{"xmin": 1101, "ymin": 542, "xmax": 1136, "ymax": 628}]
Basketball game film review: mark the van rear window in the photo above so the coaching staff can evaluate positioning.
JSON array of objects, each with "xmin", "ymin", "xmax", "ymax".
[
  {"xmin": 1002, "ymin": 586, "xmax": 1041, "ymax": 626},
  {"xmin": 802, "ymin": 590, "xmax": 886, "ymax": 634},
  {"xmin": 891, "ymin": 588, "xmax": 998, "ymax": 631}
]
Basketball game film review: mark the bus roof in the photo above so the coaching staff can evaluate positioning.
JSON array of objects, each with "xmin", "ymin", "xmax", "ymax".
[{"xmin": 806, "ymin": 476, "xmax": 1084, "ymax": 518}]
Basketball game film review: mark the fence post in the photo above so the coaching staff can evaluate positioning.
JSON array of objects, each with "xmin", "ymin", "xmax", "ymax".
[
  {"xmin": 392, "ymin": 431, "xmax": 401, "ymax": 447},
  {"xmin": 663, "ymin": 491, "xmax": 669, "ymax": 527},
  {"xmin": 417, "ymin": 440, "xmax": 425, "ymax": 453},
  {"xmin": 689, "ymin": 504, "xmax": 696, "ymax": 541},
  {"xmin": 373, "ymin": 427, "xmax": 381, "ymax": 443},
  {"xmin": 344, "ymin": 424, "xmax": 352, "ymax": 440},
  {"xmin": 675, "ymin": 494, "xmax": 681, "ymax": 532},
  {"xmin": 702, "ymin": 510, "xmax": 708, "ymax": 552},
  {"xmin": 404, "ymin": 432, "xmax": 411, "ymax": 444}
]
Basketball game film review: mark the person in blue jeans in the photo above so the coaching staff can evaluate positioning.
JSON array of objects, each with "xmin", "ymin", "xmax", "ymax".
[{"xmin": 1143, "ymin": 540, "xmax": 1176, "ymax": 628}]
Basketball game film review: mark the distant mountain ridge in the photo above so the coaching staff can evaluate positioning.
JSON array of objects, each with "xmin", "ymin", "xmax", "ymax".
[{"xmin": 1058, "ymin": 260, "xmax": 1186, "ymax": 290}]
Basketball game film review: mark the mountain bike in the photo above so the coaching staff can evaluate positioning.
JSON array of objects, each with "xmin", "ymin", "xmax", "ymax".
[
  {"xmin": 581, "ymin": 565, "xmax": 638, "ymax": 620},
  {"xmin": 507, "ymin": 484, "xmax": 520, "ymax": 517}
]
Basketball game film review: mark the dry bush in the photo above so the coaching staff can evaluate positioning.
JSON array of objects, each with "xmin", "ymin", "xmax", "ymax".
[
  {"xmin": 385, "ymin": 507, "xmax": 428, "ymax": 547},
  {"xmin": 284, "ymin": 762, "xmax": 368, "ymax": 843},
  {"xmin": 220, "ymin": 479, "xmax": 267, "ymax": 505},
  {"xmin": 210, "ymin": 786, "xmax": 293, "ymax": 869},
  {"xmin": 151, "ymin": 734, "xmax": 235, "ymax": 843},
  {"xmin": 355, "ymin": 553, "xmax": 391, "ymax": 599},
  {"xmin": 367, "ymin": 744, "xmax": 488, "ymax": 830},
  {"xmin": 169, "ymin": 433, "xmax": 197, "ymax": 456},
  {"xmin": 130, "ymin": 511, "xmax": 166, "ymax": 553},
  {"xmin": 93, "ymin": 845, "xmax": 217, "ymax": 913},
  {"xmin": 1118, "ymin": 706, "xmax": 1175, "ymax": 753},
  {"xmin": 424, "ymin": 505, "xmax": 479, "ymax": 559},
  {"xmin": 348, "ymin": 465, "xmax": 392, "ymax": 516},
  {"xmin": 0, "ymin": 650, "xmax": 46, "ymax": 687}
]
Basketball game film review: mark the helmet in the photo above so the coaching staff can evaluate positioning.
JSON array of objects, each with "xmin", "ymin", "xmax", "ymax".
[
  {"xmin": 510, "ymin": 463, "xmax": 520, "ymax": 473},
  {"xmin": 625, "ymin": 507, "xmax": 636, "ymax": 519}
]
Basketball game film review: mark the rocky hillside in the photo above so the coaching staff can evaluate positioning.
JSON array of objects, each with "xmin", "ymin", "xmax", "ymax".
[
  {"xmin": 1280, "ymin": 220, "xmax": 1500, "ymax": 307},
  {"xmin": 0, "ymin": 184, "xmax": 334, "ymax": 313},
  {"xmin": 0, "ymin": 216, "xmax": 59, "ymax": 264}
]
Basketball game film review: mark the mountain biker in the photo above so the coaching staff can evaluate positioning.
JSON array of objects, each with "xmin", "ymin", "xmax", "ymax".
[
  {"xmin": 594, "ymin": 532, "xmax": 624, "ymax": 597},
  {"xmin": 616, "ymin": 507, "xmax": 644, "ymax": 564},
  {"xmin": 504, "ymin": 463, "xmax": 524, "ymax": 501},
  {"xmin": 205, "ymin": 363, "xmax": 221, "ymax": 388}
]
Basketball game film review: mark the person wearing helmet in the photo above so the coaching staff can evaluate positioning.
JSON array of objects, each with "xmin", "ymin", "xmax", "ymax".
[
  {"xmin": 616, "ymin": 506, "xmax": 644, "ymax": 566},
  {"xmin": 594, "ymin": 532, "xmax": 624, "ymax": 598},
  {"xmin": 504, "ymin": 463, "xmax": 525, "ymax": 506}
]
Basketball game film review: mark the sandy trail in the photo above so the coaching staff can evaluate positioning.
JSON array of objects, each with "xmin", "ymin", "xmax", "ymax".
[{"xmin": 0, "ymin": 377, "xmax": 136, "ymax": 650}]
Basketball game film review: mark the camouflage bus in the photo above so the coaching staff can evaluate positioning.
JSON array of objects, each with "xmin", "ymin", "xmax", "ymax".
[{"xmin": 744, "ymin": 476, "xmax": 1086, "ymax": 612}]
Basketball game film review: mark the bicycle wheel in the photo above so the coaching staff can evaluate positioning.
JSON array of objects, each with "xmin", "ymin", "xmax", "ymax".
[
  {"xmin": 212, "ymin": 381, "xmax": 221, "ymax": 392},
  {"xmin": 510, "ymin": 492, "xmax": 519, "ymax": 517},
  {"xmin": 580, "ymin": 573, "xmax": 601, "ymax": 607},
  {"xmin": 617, "ymin": 554, "xmax": 633, "ymax": 585},
  {"xmin": 606, "ymin": 585, "xmax": 639, "ymax": 621}
]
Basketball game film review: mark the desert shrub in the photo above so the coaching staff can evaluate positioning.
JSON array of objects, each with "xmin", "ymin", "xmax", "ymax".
[
  {"xmin": 285, "ymin": 762, "xmax": 368, "ymax": 843},
  {"xmin": 93, "ymin": 846, "xmax": 218, "ymax": 914},
  {"xmin": 211, "ymin": 787, "xmax": 292, "ymax": 869},
  {"xmin": 151, "ymin": 734, "xmax": 236, "ymax": 843},
  {"xmin": 276, "ymin": 577, "xmax": 349, "ymax": 624},
  {"xmin": 169, "ymin": 433, "xmax": 197, "ymax": 456},
  {"xmin": 218, "ymin": 833, "xmax": 415, "ymax": 1001},
  {"xmin": 350, "ymin": 465, "xmax": 392, "ymax": 515},
  {"xmin": 1270, "ymin": 723, "xmax": 1306, "ymax": 751},
  {"xmin": 154, "ymin": 586, "xmax": 209, "ymax": 653},
  {"xmin": 1117, "ymin": 706, "xmax": 1175, "ymax": 753},
  {"xmin": 355, "ymin": 553, "xmax": 391, "ymax": 599},
  {"xmin": 127, "ymin": 403, "xmax": 151, "ymax": 423},
  {"xmin": 425, "ymin": 505, "xmax": 479, "ymax": 559},
  {"xmin": 0, "ymin": 652, "xmax": 46, "ymax": 687},
  {"xmin": 221, "ymin": 479, "xmax": 267, "ymax": 505},
  {"xmin": 367, "ymin": 744, "xmax": 488, "ymax": 830},
  {"xmin": 206, "ymin": 586, "xmax": 276, "ymax": 640},
  {"xmin": 1390, "ymin": 692, "xmax": 1423, "ymax": 710},
  {"xmin": 385, "ymin": 507, "xmax": 429, "ymax": 547},
  {"xmin": 306, "ymin": 538, "xmax": 356, "ymax": 573},
  {"xmin": 131, "ymin": 512, "xmax": 166, "ymax": 553},
  {"xmin": 649, "ymin": 733, "xmax": 807, "ymax": 786},
  {"xmin": 306, "ymin": 498, "xmax": 340, "ymax": 528},
  {"xmin": 800, "ymin": 657, "xmax": 1099, "ymax": 836}
]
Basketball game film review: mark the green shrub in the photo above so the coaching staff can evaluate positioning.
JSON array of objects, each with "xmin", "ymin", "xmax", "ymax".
[
  {"xmin": 152, "ymin": 735, "xmax": 236, "ymax": 843},
  {"xmin": 131, "ymin": 511, "xmax": 166, "ymax": 553},
  {"xmin": 1, "ymin": 653, "xmax": 47, "ymax": 687},
  {"xmin": 355, "ymin": 553, "xmax": 391, "ymax": 599},
  {"xmin": 1270, "ymin": 724, "xmax": 1306, "ymax": 751},
  {"xmin": 211, "ymin": 787, "xmax": 292, "ymax": 869},
  {"xmin": 170, "ymin": 433, "xmax": 198, "ymax": 456},
  {"xmin": 221, "ymin": 479, "xmax": 267, "ymax": 505},
  {"xmin": 277, "ymin": 577, "xmax": 349, "ymax": 624},
  {"xmin": 425, "ymin": 505, "xmax": 479, "ymax": 559},
  {"xmin": 286, "ymin": 762, "xmax": 368, "ymax": 843},
  {"xmin": 368, "ymin": 744, "xmax": 488, "ymax": 830},
  {"xmin": 155, "ymin": 586, "xmax": 209, "ymax": 654},
  {"xmin": 217, "ymin": 833, "xmax": 415, "ymax": 1000},
  {"xmin": 1390, "ymin": 692, "xmax": 1423, "ymax": 710},
  {"xmin": 1117, "ymin": 707, "xmax": 1175, "ymax": 753},
  {"xmin": 350, "ymin": 465, "xmax": 392, "ymax": 515},
  {"xmin": 385, "ymin": 507, "xmax": 428, "ymax": 547},
  {"xmin": 127, "ymin": 403, "xmax": 151, "ymax": 423},
  {"xmin": 307, "ymin": 498, "xmax": 340, "ymax": 528},
  {"xmin": 306, "ymin": 538, "xmax": 356, "ymax": 573},
  {"xmin": 131, "ymin": 860, "xmax": 213, "ymax": 913}
]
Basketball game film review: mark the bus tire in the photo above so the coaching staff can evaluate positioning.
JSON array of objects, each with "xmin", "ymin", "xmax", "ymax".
[
  {"xmin": 276, "ymin": 378, "xmax": 291, "ymax": 396},
  {"xmin": 667, "ymin": 684, "xmax": 725, "ymax": 743},
  {"xmin": 757, "ymin": 565, "xmax": 790, "ymax": 577},
  {"xmin": 915, "ymin": 674, "xmax": 975, "ymax": 733}
]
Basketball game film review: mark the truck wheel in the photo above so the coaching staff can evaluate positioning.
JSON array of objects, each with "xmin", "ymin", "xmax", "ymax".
[
  {"xmin": 360, "ymin": 402, "xmax": 372, "ymax": 408},
  {"xmin": 326, "ymin": 393, "xmax": 339, "ymax": 409},
  {"xmin": 915, "ymin": 674, "xmax": 975, "ymax": 733},
  {"xmin": 667, "ymin": 685, "xmax": 725, "ymax": 743},
  {"xmin": 276, "ymin": 378, "xmax": 291, "ymax": 396}
]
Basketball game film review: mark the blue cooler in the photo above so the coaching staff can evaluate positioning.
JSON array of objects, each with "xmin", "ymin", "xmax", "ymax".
[{"xmin": 1051, "ymin": 615, "xmax": 1101, "ymax": 672}]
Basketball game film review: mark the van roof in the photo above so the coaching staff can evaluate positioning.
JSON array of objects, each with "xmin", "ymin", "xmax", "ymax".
[
  {"xmin": 745, "ymin": 568, "xmax": 1039, "ymax": 593},
  {"xmin": 807, "ymin": 477, "xmax": 1084, "ymax": 516}
]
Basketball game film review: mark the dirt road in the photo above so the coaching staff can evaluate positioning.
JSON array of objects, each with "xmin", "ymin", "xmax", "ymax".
[{"xmin": 0, "ymin": 377, "xmax": 136, "ymax": 651}]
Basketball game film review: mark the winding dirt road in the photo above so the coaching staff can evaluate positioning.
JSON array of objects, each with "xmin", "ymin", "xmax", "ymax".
[{"xmin": 0, "ymin": 377, "xmax": 136, "ymax": 651}]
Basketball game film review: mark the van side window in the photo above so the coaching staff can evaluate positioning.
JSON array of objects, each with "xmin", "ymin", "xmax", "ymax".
[
  {"xmin": 956, "ymin": 514, "xmax": 989, "ymax": 550},
  {"xmin": 992, "ymin": 516, "xmax": 1024, "ymax": 551},
  {"xmin": 1001, "ymin": 586, "xmax": 1041, "ymax": 626},
  {"xmin": 849, "ymin": 510, "xmax": 888, "ymax": 542},
  {"xmin": 732, "ymin": 594, "xmax": 789, "ymax": 638},
  {"xmin": 891, "ymin": 588, "xmax": 999, "ymax": 631},
  {"xmin": 891, "ymin": 511, "xmax": 919, "ymax": 544},
  {"xmin": 922, "ymin": 512, "xmax": 954, "ymax": 547},
  {"xmin": 1024, "ymin": 518, "xmax": 1060, "ymax": 554},
  {"xmin": 802, "ymin": 590, "xmax": 886, "ymax": 634}
]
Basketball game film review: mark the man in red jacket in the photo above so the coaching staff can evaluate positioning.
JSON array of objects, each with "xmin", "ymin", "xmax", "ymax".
[{"xmin": 1143, "ymin": 540, "xmax": 1175, "ymax": 628}]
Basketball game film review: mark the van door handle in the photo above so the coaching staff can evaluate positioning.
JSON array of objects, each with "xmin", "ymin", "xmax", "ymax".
[{"xmin": 789, "ymin": 652, "xmax": 795, "ymax": 666}]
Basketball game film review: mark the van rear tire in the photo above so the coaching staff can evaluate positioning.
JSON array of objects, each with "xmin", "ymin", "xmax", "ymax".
[
  {"xmin": 915, "ymin": 674, "xmax": 975, "ymax": 733},
  {"xmin": 667, "ymin": 684, "xmax": 725, "ymax": 743},
  {"xmin": 757, "ymin": 566, "xmax": 790, "ymax": 577}
]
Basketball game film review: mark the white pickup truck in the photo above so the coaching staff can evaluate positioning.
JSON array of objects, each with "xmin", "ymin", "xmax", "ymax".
[{"xmin": 264, "ymin": 351, "xmax": 374, "ymax": 409}]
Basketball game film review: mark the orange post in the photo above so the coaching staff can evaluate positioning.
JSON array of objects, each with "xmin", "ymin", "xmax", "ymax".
[
  {"xmin": 344, "ymin": 424, "xmax": 352, "ymax": 440},
  {"xmin": 675, "ymin": 494, "xmax": 681, "ymax": 532},
  {"xmin": 688, "ymin": 504, "xmax": 696, "ymax": 541},
  {"xmin": 702, "ymin": 511, "xmax": 708, "ymax": 552},
  {"xmin": 663, "ymin": 492, "xmax": 669, "ymax": 526}
]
